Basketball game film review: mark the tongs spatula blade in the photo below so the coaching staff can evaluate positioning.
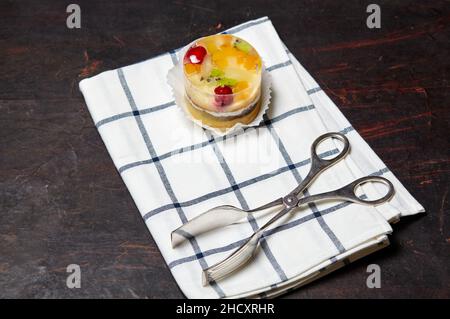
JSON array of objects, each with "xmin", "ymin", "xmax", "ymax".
[
  {"xmin": 171, "ymin": 205, "xmax": 248, "ymax": 248},
  {"xmin": 202, "ymin": 206, "xmax": 294, "ymax": 285},
  {"xmin": 202, "ymin": 232, "xmax": 262, "ymax": 286},
  {"xmin": 171, "ymin": 198, "xmax": 284, "ymax": 248}
]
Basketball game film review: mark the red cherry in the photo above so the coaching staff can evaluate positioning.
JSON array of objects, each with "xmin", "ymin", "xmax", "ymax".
[
  {"xmin": 214, "ymin": 85, "xmax": 233, "ymax": 95},
  {"xmin": 184, "ymin": 45, "xmax": 207, "ymax": 64},
  {"xmin": 214, "ymin": 85, "xmax": 233, "ymax": 107}
]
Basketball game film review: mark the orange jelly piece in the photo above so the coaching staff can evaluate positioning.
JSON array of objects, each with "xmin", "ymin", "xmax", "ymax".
[
  {"xmin": 243, "ymin": 55, "xmax": 260, "ymax": 70},
  {"xmin": 233, "ymin": 81, "xmax": 249, "ymax": 92},
  {"xmin": 200, "ymin": 34, "xmax": 233, "ymax": 55},
  {"xmin": 211, "ymin": 44, "xmax": 261, "ymax": 71},
  {"xmin": 184, "ymin": 63, "xmax": 201, "ymax": 74},
  {"xmin": 211, "ymin": 50, "xmax": 229, "ymax": 69}
]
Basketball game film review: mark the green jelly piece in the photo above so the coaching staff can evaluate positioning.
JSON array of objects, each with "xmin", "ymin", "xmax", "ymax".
[
  {"xmin": 217, "ymin": 77, "xmax": 238, "ymax": 86},
  {"xmin": 234, "ymin": 39, "xmax": 252, "ymax": 54},
  {"xmin": 210, "ymin": 69, "xmax": 224, "ymax": 77}
]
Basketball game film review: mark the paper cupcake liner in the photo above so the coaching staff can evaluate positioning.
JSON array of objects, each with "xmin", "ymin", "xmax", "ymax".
[{"xmin": 167, "ymin": 44, "xmax": 272, "ymax": 137}]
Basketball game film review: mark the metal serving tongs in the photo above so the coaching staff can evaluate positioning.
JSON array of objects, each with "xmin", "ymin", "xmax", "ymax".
[{"xmin": 171, "ymin": 132, "xmax": 395, "ymax": 286}]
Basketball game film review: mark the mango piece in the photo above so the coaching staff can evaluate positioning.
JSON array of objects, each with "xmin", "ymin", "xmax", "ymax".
[
  {"xmin": 243, "ymin": 55, "xmax": 261, "ymax": 70},
  {"xmin": 212, "ymin": 50, "xmax": 229, "ymax": 69},
  {"xmin": 233, "ymin": 81, "xmax": 249, "ymax": 92},
  {"xmin": 184, "ymin": 63, "xmax": 201, "ymax": 75}
]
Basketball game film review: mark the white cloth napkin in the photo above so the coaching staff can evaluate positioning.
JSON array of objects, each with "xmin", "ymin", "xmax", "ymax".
[{"xmin": 79, "ymin": 17, "xmax": 424, "ymax": 299}]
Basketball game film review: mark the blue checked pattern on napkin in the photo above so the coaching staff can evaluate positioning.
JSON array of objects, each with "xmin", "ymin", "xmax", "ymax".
[{"xmin": 79, "ymin": 17, "xmax": 424, "ymax": 298}]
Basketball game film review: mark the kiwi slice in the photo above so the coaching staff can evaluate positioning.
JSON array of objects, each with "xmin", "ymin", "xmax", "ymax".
[
  {"xmin": 234, "ymin": 39, "xmax": 252, "ymax": 54},
  {"xmin": 210, "ymin": 69, "xmax": 224, "ymax": 77},
  {"xmin": 217, "ymin": 77, "xmax": 238, "ymax": 86}
]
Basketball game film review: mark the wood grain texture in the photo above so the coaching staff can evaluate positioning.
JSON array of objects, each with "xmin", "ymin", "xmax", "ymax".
[{"xmin": 0, "ymin": 0, "xmax": 448, "ymax": 298}]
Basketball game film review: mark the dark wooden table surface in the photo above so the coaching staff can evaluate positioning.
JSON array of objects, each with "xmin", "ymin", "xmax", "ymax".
[{"xmin": 1, "ymin": 0, "xmax": 449, "ymax": 299}]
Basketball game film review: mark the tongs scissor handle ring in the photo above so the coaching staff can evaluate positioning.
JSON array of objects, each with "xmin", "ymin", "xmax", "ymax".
[
  {"xmin": 338, "ymin": 176, "xmax": 395, "ymax": 205},
  {"xmin": 289, "ymin": 132, "xmax": 351, "ymax": 198},
  {"xmin": 296, "ymin": 176, "xmax": 395, "ymax": 207},
  {"xmin": 310, "ymin": 132, "xmax": 350, "ymax": 169}
]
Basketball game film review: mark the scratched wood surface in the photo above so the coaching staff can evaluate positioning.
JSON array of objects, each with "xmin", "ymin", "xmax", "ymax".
[{"xmin": 0, "ymin": 0, "xmax": 449, "ymax": 298}]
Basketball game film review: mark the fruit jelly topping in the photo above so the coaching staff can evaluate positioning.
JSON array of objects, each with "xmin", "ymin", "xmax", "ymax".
[{"xmin": 184, "ymin": 35, "xmax": 261, "ymax": 98}]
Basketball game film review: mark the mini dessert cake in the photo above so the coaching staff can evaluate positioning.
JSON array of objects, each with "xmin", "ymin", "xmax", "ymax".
[{"xmin": 183, "ymin": 34, "xmax": 262, "ymax": 130}]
